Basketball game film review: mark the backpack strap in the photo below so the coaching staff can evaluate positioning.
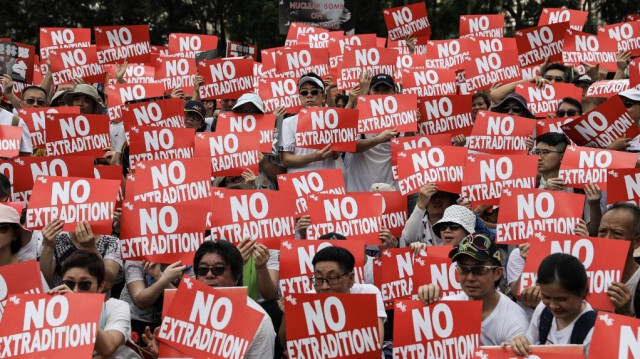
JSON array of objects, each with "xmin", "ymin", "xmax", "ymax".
[
  {"xmin": 11, "ymin": 115, "xmax": 20, "ymax": 127},
  {"xmin": 570, "ymin": 310, "xmax": 597, "ymax": 345},
  {"xmin": 538, "ymin": 306, "xmax": 554, "ymax": 344}
]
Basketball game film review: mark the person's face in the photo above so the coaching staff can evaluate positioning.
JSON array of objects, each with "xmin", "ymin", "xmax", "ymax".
[
  {"xmin": 196, "ymin": 252, "xmax": 237, "ymax": 287},
  {"xmin": 539, "ymin": 281, "xmax": 584, "ymax": 321},
  {"xmin": 220, "ymin": 99, "xmax": 237, "ymax": 111},
  {"xmin": 299, "ymin": 83, "xmax": 325, "ymax": 108},
  {"xmin": 543, "ymin": 69, "xmax": 566, "ymax": 83},
  {"xmin": 456, "ymin": 257, "xmax": 502, "ymax": 300},
  {"xmin": 0, "ymin": 223, "xmax": 15, "ymax": 252},
  {"xmin": 21, "ymin": 89, "xmax": 47, "ymax": 108},
  {"xmin": 202, "ymin": 100, "xmax": 216, "ymax": 115},
  {"xmin": 369, "ymin": 84, "xmax": 395, "ymax": 95},
  {"xmin": 598, "ymin": 209, "xmax": 637, "ymax": 241},
  {"xmin": 535, "ymin": 142, "xmax": 564, "ymax": 175},
  {"xmin": 313, "ymin": 261, "xmax": 354, "ymax": 293},
  {"xmin": 72, "ymin": 94, "xmax": 96, "ymax": 114},
  {"xmin": 426, "ymin": 193, "xmax": 454, "ymax": 219},
  {"xmin": 62, "ymin": 267, "xmax": 102, "ymax": 293},
  {"xmin": 233, "ymin": 103, "xmax": 260, "ymax": 114},
  {"xmin": 622, "ymin": 97, "xmax": 640, "ymax": 122},
  {"xmin": 471, "ymin": 97, "xmax": 489, "ymax": 120},
  {"xmin": 575, "ymin": 82, "xmax": 590, "ymax": 96},
  {"xmin": 184, "ymin": 112, "xmax": 204, "ymax": 130},
  {"xmin": 439, "ymin": 223, "xmax": 469, "ymax": 245},
  {"xmin": 556, "ymin": 102, "xmax": 581, "ymax": 118}
]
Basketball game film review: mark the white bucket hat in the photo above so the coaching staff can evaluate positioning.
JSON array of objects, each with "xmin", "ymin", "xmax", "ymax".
[
  {"xmin": 432, "ymin": 205, "xmax": 476, "ymax": 237},
  {"xmin": 232, "ymin": 93, "xmax": 265, "ymax": 114}
]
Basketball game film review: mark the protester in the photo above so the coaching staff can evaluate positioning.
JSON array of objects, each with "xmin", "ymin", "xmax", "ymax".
[
  {"xmin": 183, "ymin": 100, "xmax": 207, "ymax": 132},
  {"xmin": 491, "ymin": 93, "xmax": 536, "ymax": 118},
  {"xmin": 471, "ymin": 92, "xmax": 491, "ymax": 120},
  {"xmin": 554, "ymin": 97, "xmax": 582, "ymax": 118},
  {"xmin": 63, "ymin": 83, "xmax": 106, "ymax": 114}
]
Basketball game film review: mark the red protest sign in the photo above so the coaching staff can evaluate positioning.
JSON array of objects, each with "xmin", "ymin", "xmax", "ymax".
[
  {"xmin": 396, "ymin": 54, "xmax": 427, "ymax": 75},
  {"xmin": 474, "ymin": 346, "xmax": 584, "ymax": 358},
  {"xmin": 631, "ymin": 59, "xmax": 640, "ymax": 89},
  {"xmin": 392, "ymin": 300, "xmax": 481, "ymax": 358},
  {"xmin": 193, "ymin": 131, "xmax": 260, "ymax": 176},
  {"xmin": 383, "ymin": 3, "xmax": 431, "ymax": 41},
  {"xmin": 375, "ymin": 248, "xmax": 430, "ymax": 308},
  {"xmin": 94, "ymin": 25, "xmax": 151, "ymax": 64},
  {"xmin": 467, "ymin": 111, "xmax": 535, "ymax": 155},
  {"xmin": 538, "ymin": 8, "xmax": 588, "ymax": 31},
  {"xmin": 258, "ymin": 77, "xmax": 302, "ymax": 113},
  {"xmin": 49, "ymin": 46, "xmax": 104, "ymax": 85},
  {"xmin": 561, "ymin": 96, "xmax": 639, "ymax": 148},
  {"xmin": 401, "ymin": 68, "xmax": 457, "ymax": 97},
  {"xmin": 0, "ymin": 125, "xmax": 23, "ymax": 158},
  {"xmin": 424, "ymin": 39, "xmax": 472, "ymax": 70},
  {"xmin": 215, "ymin": 112, "xmax": 276, "ymax": 154},
  {"xmin": 514, "ymin": 22, "xmax": 569, "ymax": 68},
  {"xmin": 26, "ymin": 176, "xmax": 120, "ymax": 233},
  {"xmin": 599, "ymin": 21, "xmax": 640, "ymax": 56},
  {"xmin": 0, "ymin": 293, "xmax": 103, "ymax": 358},
  {"xmin": 519, "ymin": 232, "xmax": 629, "ymax": 311},
  {"xmin": 39, "ymin": 27, "xmax": 91, "ymax": 60},
  {"xmin": 496, "ymin": 188, "xmax": 585, "ymax": 244},
  {"xmin": 396, "ymin": 146, "xmax": 467, "ymax": 195},
  {"xmin": 417, "ymin": 95, "xmax": 474, "ymax": 136},
  {"xmin": 105, "ymin": 63, "xmax": 155, "ymax": 84},
  {"xmin": 465, "ymin": 38, "xmax": 521, "ymax": 92},
  {"xmin": 297, "ymin": 31, "xmax": 336, "ymax": 49},
  {"xmin": 198, "ymin": 58, "xmax": 253, "ymax": 100},
  {"xmin": 357, "ymin": 94, "xmax": 418, "ymax": 133},
  {"xmin": 120, "ymin": 200, "xmax": 208, "ymax": 264},
  {"xmin": 306, "ymin": 192, "xmax": 383, "ymax": 244},
  {"xmin": 295, "ymin": 107, "xmax": 358, "ymax": 152},
  {"xmin": 558, "ymin": 145, "xmax": 638, "ymax": 190},
  {"xmin": 44, "ymin": 114, "xmax": 111, "ymax": 157},
  {"xmin": 168, "ymin": 33, "xmax": 218, "ymax": 58},
  {"xmin": 285, "ymin": 293, "xmax": 382, "ymax": 358},
  {"xmin": 460, "ymin": 154, "xmax": 538, "ymax": 205},
  {"xmin": 154, "ymin": 56, "xmax": 196, "ymax": 93},
  {"xmin": 93, "ymin": 165, "xmax": 124, "ymax": 208},
  {"xmin": 226, "ymin": 40, "xmax": 258, "ymax": 59},
  {"xmin": 17, "ymin": 106, "xmax": 80, "ymax": 148},
  {"xmin": 121, "ymin": 98, "xmax": 185, "ymax": 137},
  {"xmin": 607, "ymin": 168, "xmax": 640, "ymax": 205},
  {"xmin": 274, "ymin": 46, "xmax": 329, "ymax": 78},
  {"xmin": 388, "ymin": 36, "xmax": 428, "ymax": 56},
  {"xmin": 328, "ymin": 34, "xmax": 378, "ymax": 79},
  {"xmin": 279, "ymin": 239, "xmax": 366, "ymax": 298},
  {"xmin": 588, "ymin": 312, "xmax": 640, "ymax": 359},
  {"xmin": 285, "ymin": 23, "xmax": 327, "ymax": 46},
  {"xmin": 424, "ymin": 250, "xmax": 463, "ymax": 296},
  {"xmin": 390, "ymin": 134, "xmax": 452, "ymax": 180},
  {"xmin": 106, "ymin": 83, "xmax": 165, "ymax": 121},
  {"xmin": 515, "ymin": 83, "xmax": 583, "ymax": 118},
  {"xmin": 562, "ymin": 29, "xmax": 618, "ymax": 73},
  {"xmin": 157, "ymin": 277, "xmax": 264, "ymax": 358},
  {"xmin": 373, "ymin": 191, "xmax": 408, "ymax": 237},
  {"xmin": 277, "ymin": 168, "xmax": 346, "ymax": 215},
  {"xmin": 259, "ymin": 47, "xmax": 280, "ymax": 77},
  {"xmin": 339, "ymin": 47, "xmax": 398, "ymax": 90},
  {"xmin": 0, "ymin": 261, "xmax": 44, "ymax": 317},
  {"xmin": 460, "ymin": 15, "xmax": 504, "ymax": 38},
  {"xmin": 128, "ymin": 126, "xmax": 195, "ymax": 168},
  {"xmin": 208, "ymin": 188, "xmax": 297, "ymax": 248},
  {"xmin": 586, "ymin": 79, "xmax": 632, "ymax": 98}
]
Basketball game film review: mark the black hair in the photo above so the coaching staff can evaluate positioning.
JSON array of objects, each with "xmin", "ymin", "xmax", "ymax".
[
  {"xmin": 20, "ymin": 86, "xmax": 47, "ymax": 100},
  {"xmin": 542, "ymin": 63, "xmax": 569, "ymax": 82},
  {"xmin": 194, "ymin": 240, "xmax": 243, "ymax": 285},
  {"xmin": 312, "ymin": 246, "xmax": 354, "ymax": 274},
  {"xmin": 0, "ymin": 173, "xmax": 10, "ymax": 200},
  {"xmin": 535, "ymin": 132, "xmax": 571, "ymax": 152},
  {"xmin": 319, "ymin": 232, "xmax": 346, "ymax": 240},
  {"xmin": 557, "ymin": 97, "xmax": 583, "ymax": 115},
  {"xmin": 61, "ymin": 250, "xmax": 106, "ymax": 285},
  {"xmin": 537, "ymin": 253, "xmax": 588, "ymax": 298},
  {"xmin": 472, "ymin": 92, "xmax": 491, "ymax": 108},
  {"xmin": 605, "ymin": 202, "xmax": 640, "ymax": 237},
  {"xmin": 335, "ymin": 95, "xmax": 349, "ymax": 107}
]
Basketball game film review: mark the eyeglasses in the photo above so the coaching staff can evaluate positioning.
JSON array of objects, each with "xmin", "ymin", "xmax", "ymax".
[
  {"xmin": 24, "ymin": 98, "xmax": 47, "ymax": 106},
  {"xmin": 0, "ymin": 223, "xmax": 11, "ymax": 233},
  {"xmin": 533, "ymin": 149, "xmax": 563, "ymax": 157},
  {"xmin": 502, "ymin": 105, "xmax": 524, "ymax": 114},
  {"xmin": 543, "ymin": 75, "xmax": 565, "ymax": 82},
  {"xmin": 556, "ymin": 109, "xmax": 580, "ymax": 117},
  {"xmin": 196, "ymin": 265, "xmax": 228, "ymax": 277},
  {"xmin": 623, "ymin": 100, "xmax": 638, "ymax": 108},
  {"xmin": 456, "ymin": 263, "xmax": 499, "ymax": 276},
  {"xmin": 62, "ymin": 280, "xmax": 95, "ymax": 291},
  {"xmin": 311, "ymin": 273, "xmax": 349, "ymax": 286},
  {"xmin": 440, "ymin": 223, "xmax": 463, "ymax": 231},
  {"xmin": 299, "ymin": 90, "xmax": 321, "ymax": 97}
]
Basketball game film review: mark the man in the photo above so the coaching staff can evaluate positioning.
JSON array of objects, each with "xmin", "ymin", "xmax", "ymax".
[
  {"xmin": 540, "ymin": 63, "xmax": 569, "ymax": 83},
  {"xmin": 418, "ymin": 234, "xmax": 529, "ymax": 345},
  {"xmin": 534, "ymin": 132, "xmax": 570, "ymax": 190},
  {"xmin": 280, "ymin": 72, "xmax": 340, "ymax": 173},
  {"xmin": 19, "ymin": 85, "xmax": 49, "ymax": 108},
  {"xmin": 343, "ymin": 73, "xmax": 399, "ymax": 192},
  {"xmin": 183, "ymin": 101, "xmax": 207, "ymax": 132}
]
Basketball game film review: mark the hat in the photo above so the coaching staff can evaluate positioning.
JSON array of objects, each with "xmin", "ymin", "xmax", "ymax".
[
  {"xmin": 573, "ymin": 74, "xmax": 594, "ymax": 86},
  {"xmin": 184, "ymin": 101, "xmax": 206, "ymax": 121},
  {"xmin": 51, "ymin": 90, "xmax": 70, "ymax": 106},
  {"xmin": 63, "ymin": 84, "xmax": 106, "ymax": 114},
  {"xmin": 0, "ymin": 204, "xmax": 32, "ymax": 249},
  {"xmin": 232, "ymin": 93, "xmax": 265, "ymax": 114},
  {"xmin": 491, "ymin": 93, "xmax": 535, "ymax": 119},
  {"xmin": 620, "ymin": 88, "xmax": 640, "ymax": 102},
  {"xmin": 370, "ymin": 183, "xmax": 395, "ymax": 191},
  {"xmin": 449, "ymin": 233, "xmax": 503, "ymax": 266},
  {"xmin": 298, "ymin": 73, "xmax": 325, "ymax": 92},
  {"xmin": 432, "ymin": 205, "xmax": 476, "ymax": 237},
  {"xmin": 370, "ymin": 74, "xmax": 395, "ymax": 90}
]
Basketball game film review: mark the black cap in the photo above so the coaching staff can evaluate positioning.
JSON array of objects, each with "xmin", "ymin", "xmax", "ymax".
[
  {"xmin": 184, "ymin": 101, "xmax": 206, "ymax": 120},
  {"xmin": 449, "ymin": 234, "xmax": 503, "ymax": 266},
  {"xmin": 370, "ymin": 74, "xmax": 395, "ymax": 90}
]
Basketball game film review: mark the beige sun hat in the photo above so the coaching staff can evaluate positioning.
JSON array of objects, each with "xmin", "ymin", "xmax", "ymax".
[{"xmin": 63, "ymin": 84, "xmax": 106, "ymax": 114}]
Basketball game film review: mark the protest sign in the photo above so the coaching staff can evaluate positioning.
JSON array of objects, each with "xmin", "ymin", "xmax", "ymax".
[
  {"xmin": 226, "ymin": 40, "xmax": 258, "ymax": 60},
  {"xmin": 279, "ymin": 2, "xmax": 356, "ymax": 35},
  {"xmin": 94, "ymin": 25, "xmax": 151, "ymax": 64},
  {"xmin": 39, "ymin": 27, "xmax": 91, "ymax": 60},
  {"xmin": 93, "ymin": 165, "xmax": 124, "ymax": 208},
  {"xmin": 588, "ymin": 312, "xmax": 640, "ymax": 359},
  {"xmin": 390, "ymin": 134, "xmax": 452, "ymax": 180},
  {"xmin": 518, "ymin": 232, "xmax": 629, "ymax": 311},
  {"xmin": 257, "ymin": 77, "xmax": 302, "ymax": 113},
  {"xmin": 538, "ymin": 8, "xmax": 588, "ymax": 31},
  {"xmin": 198, "ymin": 58, "xmax": 254, "ymax": 100},
  {"xmin": 496, "ymin": 188, "xmax": 585, "ymax": 244},
  {"xmin": 417, "ymin": 95, "xmax": 474, "ymax": 136},
  {"xmin": 388, "ymin": 36, "xmax": 428, "ymax": 55},
  {"xmin": 121, "ymin": 97, "xmax": 185, "ymax": 137},
  {"xmin": 285, "ymin": 293, "xmax": 382, "ymax": 359},
  {"xmin": 0, "ymin": 125, "xmax": 23, "ymax": 158},
  {"xmin": 466, "ymin": 111, "xmax": 535, "ymax": 155},
  {"xmin": 168, "ymin": 33, "xmax": 218, "ymax": 58},
  {"xmin": 423, "ymin": 251, "xmax": 463, "ymax": 297},
  {"xmin": 383, "ymin": 3, "xmax": 431, "ymax": 41},
  {"xmin": 277, "ymin": 168, "xmax": 346, "ymax": 215},
  {"xmin": 49, "ymin": 46, "xmax": 104, "ymax": 85},
  {"xmin": 339, "ymin": 47, "xmax": 398, "ymax": 90},
  {"xmin": 372, "ymin": 191, "xmax": 407, "ymax": 238},
  {"xmin": 274, "ymin": 46, "xmax": 329, "ymax": 77},
  {"xmin": 154, "ymin": 56, "xmax": 196, "ymax": 93},
  {"xmin": 286, "ymin": 23, "xmax": 329, "ymax": 46},
  {"xmin": 128, "ymin": 126, "xmax": 195, "ymax": 168},
  {"xmin": 607, "ymin": 168, "xmax": 640, "ymax": 205},
  {"xmin": 460, "ymin": 154, "xmax": 538, "ymax": 205},
  {"xmin": 44, "ymin": 114, "xmax": 111, "ymax": 157},
  {"xmin": 460, "ymin": 15, "xmax": 504, "ymax": 38},
  {"xmin": 562, "ymin": 29, "xmax": 618, "ymax": 73},
  {"xmin": 558, "ymin": 145, "xmax": 638, "ymax": 190},
  {"xmin": 215, "ymin": 112, "xmax": 276, "ymax": 154},
  {"xmin": 630, "ymin": 59, "xmax": 639, "ymax": 88},
  {"xmin": 375, "ymin": 248, "xmax": 430, "ymax": 308},
  {"xmin": 0, "ymin": 261, "xmax": 44, "ymax": 318},
  {"xmin": 424, "ymin": 39, "xmax": 472, "ymax": 70},
  {"xmin": 515, "ymin": 83, "xmax": 583, "ymax": 117},
  {"xmin": 306, "ymin": 192, "xmax": 383, "ymax": 244},
  {"xmin": 395, "ymin": 146, "xmax": 467, "ymax": 195},
  {"xmin": 0, "ymin": 41, "xmax": 35, "ymax": 84},
  {"xmin": 586, "ymin": 79, "xmax": 631, "ymax": 98},
  {"xmin": 514, "ymin": 22, "xmax": 569, "ymax": 68},
  {"xmin": 598, "ymin": 21, "xmax": 640, "ymax": 56},
  {"xmin": 357, "ymin": 94, "xmax": 418, "ymax": 133},
  {"xmin": 401, "ymin": 68, "xmax": 457, "ymax": 97},
  {"xmin": 105, "ymin": 63, "xmax": 155, "ymax": 84},
  {"xmin": 194, "ymin": 131, "xmax": 260, "ymax": 176},
  {"xmin": 297, "ymin": 30, "xmax": 339, "ymax": 49},
  {"xmin": 328, "ymin": 34, "xmax": 378, "ymax": 79},
  {"xmin": 17, "ymin": 106, "xmax": 80, "ymax": 148},
  {"xmin": 465, "ymin": 38, "xmax": 521, "ymax": 91},
  {"xmin": 295, "ymin": 107, "xmax": 358, "ymax": 152},
  {"xmin": 473, "ymin": 346, "xmax": 584, "ymax": 358},
  {"xmin": 106, "ymin": 83, "xmax": 165, "ymax": 121}
]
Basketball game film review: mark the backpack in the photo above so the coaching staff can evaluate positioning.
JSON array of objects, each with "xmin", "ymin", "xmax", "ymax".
[{"xmin": 538, "ymin": 306, "xmax": 596, "ymax": 345}]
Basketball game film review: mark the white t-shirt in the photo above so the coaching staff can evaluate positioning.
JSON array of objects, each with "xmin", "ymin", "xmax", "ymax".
[
  {"xmin": 280, "ymin": 114, "xmax": 336, "ymax": 173},
  {"xmin": 3, "ymin": 108, "xmax": 32, "ymax": 153},
  {"xmin": 245, "ymin": 296, "xmax": 276, "ymax": 358},
  {"xmin": 626, "ymin": 266, "xmax": 640, "ymax": 317},
  {"xmin": 526, "ymin": 301, "xmax": 594, "ymax": 350},
  {"xmin": 444, "ymin": 291, "xmax": 529, "ymax": 346},
  {"xmin": 343, "ymin": 138, "xmax": 393, "ymax": 192},
  {"xmin": 110, "ymin": 121, "xmax": 125, "ymax": 152},
  {"xmin": 506, "ymin": 247, "xmax": 525, "ymax": 285},
  {"xmin": 101, "ymin": 298, "xmax": 138, "ymax": 359}
]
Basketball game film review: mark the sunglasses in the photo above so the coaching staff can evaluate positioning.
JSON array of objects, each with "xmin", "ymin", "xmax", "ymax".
[
  {"xmin": 0, "ymin": 223, "xmax": 11, "ymax": 233},
  {"xmin": 456, "ymin": 263, "xmax": 499, "ymax": 276},
  {"xmin": 196, "ymin": 265, "xmax": 228, "ymax": 277},
  {"xmin": 501, "ymin": 105, "xmax": 524, "ymax": 114},
  {"xmin": 62, "ymin": 280, "xmax": 95, "ymax": 291},
  {"xmin": 299, "ymin": 90, "xmax": 321, "ymax": 97},
  {"xmin": 543, "ymin": 75, "xmax": 565, "ymax": 82},
  {"xmin": 556, "ymin": 109, "xmax": 579, "ymax": 117},
  {"xmin": 24, "ymin": 98, "xmax": 47, "ymax": 106},
  {"xmin": 440, "ymin": 223, "xmax": 463, "ymax": 231}
]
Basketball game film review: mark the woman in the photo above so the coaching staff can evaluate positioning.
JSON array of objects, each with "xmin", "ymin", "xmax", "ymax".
[
  {"xmin": 0, "ymin": 204, "xmax": 31, "ymax": 266},
  {"xmin": 506, "ymin": 253, "xmax": 595, "ymax": 356},
  {"xmin": 471, "ymin": 92, "xmax": 491, "ymax": 121}
]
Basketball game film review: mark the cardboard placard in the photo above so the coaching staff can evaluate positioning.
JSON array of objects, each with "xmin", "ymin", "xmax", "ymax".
[
  {"xmin": 401, "ymin": 68, "xmax": 457, "ymax": 97},
  {"xmin": 630, "ymin": 59, "xmax": 640, "ymax": 89},
  {"xmin": 460, "ymin": 15, "xmax": 504, "ymax": 38},
  {"xmin": 395, "ymin": 146, "xmax": 467, "ymax": 195},
  {"xmin": 390, "ymin": 134, "xmax": 452, "ymax": 180},
  {"xmin": 94, "ymin": 25, "xmax": 151, "ymax": 64},
  {"xmin": 538, "ymin": 8, "xmax": 588, "ymax": 31},
  {"xmin": 598, "ymin": 21, "xmax": 640, "ymax": 56},
  {"xmin": 375, "ymin": 248, "xmax": 430, "ymax": 309},
  {"xmin": 372, "ymin": 191, "xmax": 408, "ymax": 238},
  {"xmin": 356, "ymin": 94, "xmax": 418, "ymax": 133},
  {"xmin": 514, "ymin": 22, "xmax": 569, "ymax": 68},
  {"xmin": 277, "ymin": 168, "xmax": 346, "ymax": 215},
  {"xmin": 586, "ymin": 79, "xmax": 631, "ymax": 98},
  {"xmin": 0, "ymin": 125, "xmax": 23, "ymax": 158},
  {"xmin": 197, "ymin": 58, "xmax": 254, "ymax": 100},
  {"xmin": 25, "ymin": 176, "xmax": 121, "ymax": 234},
  {"xmin": 0, "ymin": 261, "xmax": 44, "ymax": 317},
  {"xmin": 328, "ymin": 34, "xmax": 378, "ymax": 80},
  {"xmin": 226, "ymin": 40, "xmax": 258, "ymax": 60},
  {"xmin": 257, "ymin": 77, "xmax": 302, "ymax": 113},
  {"xmin": 49, "ymin": 46, "xmax": 105, "ymax": 85},
  {"xmin": 558, "ymin": 145, "xmax": 638, "ymax": 190},
  {"xmin": 44, "ymin": 114, "xmax": 111, "ymax": 157},
  {"xmin": 417, "ymin": 95, "xmax": 474, "ymax": 137},
  {"xmin": 587, "ymin": 312, "xmax": 640, "ymax": 359},
  {"xmin": 121, "ymin": 97, "xmax": 186, "ymax": 137},
  {"xmin": 466, "ymin": 111, "xmax": 535, "ymax": 155},
  {"xmin": 0, "ymin": 41, "xmax": 36, "ymax": 84},
  {"xmin": 496, "ymin": 188, "xmax": 585, "ymax": 244},
  {"xmin": 39, "ymin": 27, "xmax": 91, "ymax": 60},
  {"xmin": 154, "ymin": 56, "xmax": 196, "ymax": 93},
  {"xmin": 215, "ymin": 112, "xmax": 276, "ymax": 154},
  {"xmin": 128, "ymin": 126, "xmax": 195, "ymax": 168},
  {"xmin": 285, "ymin": 23, "xmax": 328, "ymax": 46},
  {"xmin": 338, "ymin": 47, "xmax": 398, "ymax": 90},
  {"xmin": 607, "ymin": 168, "xmax": 640, "ymax": 205},
  {"xmin": 465, "ymin": 38, "xmax": 521, "ymax": 92},
  {"xmin": 474, "ymin": 345, "xmax": 585, "ymax": 358},
  {"xmin": 106, "ymin": 83, "xmax": 165, "ymax": 121},
  {"xmin": 562, "ymin": 29, "xmax": 618, "ymax": 73},
  {"xmin": 93, "ymin": 165, "xmax": 124, "ymax": 208},
  {"xmin": 515, "ymin": 83, "xmax": 583, "ymax": 118},
  {"xmin": 383, "ymin": 3, "xmax": 431, "ymax": 41},
  {"xmin": 274, "ymin": 46, "xmax": 329, "ymax": 78},
  {"xmin": 424, "ymin": 39, "xmax": 472, "ymax": 70},
  {"xmin": 105, "ymin": 63, "xmax": 155, "ymax": 84},
  {"xmin": 296, "ymin": 31, "xmax": 336, "ymax": 49},
  {"xmin": 193, "ymin": 131, "xmax": 260, "ymax": 176},
  {"xmin": 17, "ymin": 106, "xmax": 80, "ymax": 148},
  {"xmin": 295, "ymin": 107, "xmax": 358, "ymax": 152},
  {"xmin": 168, "ymin": 33, "xmax": 219, "ymax": 58}
]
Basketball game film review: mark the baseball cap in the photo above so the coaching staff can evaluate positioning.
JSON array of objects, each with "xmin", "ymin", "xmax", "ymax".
[
  {"xmin": 232, "ymin": 93, "xmax": 265, "ymax": 114},
  {"xmin": 449, "ymin": 234, "xmax": 503, "ymax": 266},
  {"xmin": 620, "ymin": 88, "xmax": 640, "ymax": 102},
  {"xmin": 573, "ymin": 74, "xmax": 594, "ymax": 86},
  {"xmin": 370, "ymin": 74, "xmax": 395, "ymax": 90},
  {"xmin": 184, "ymin": 101, "xmax": 206, "ymax": 120},
  {"xmin": 298, "ymin": 72, "xmax": 325, "ymax": 92}
]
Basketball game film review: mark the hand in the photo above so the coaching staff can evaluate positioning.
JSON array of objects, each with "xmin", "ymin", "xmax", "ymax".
[
  {"xmin": 314, "ymin": 144, "xmax": 333, "ymax": 161},
  {"xmin": 72, "ymin": 221, "xmax": 97, "ymax": 250},
  {"xmin": 359, "ymin": 69, "xmax": 373, "ymax": 93},
  {"xmin": 253, "ymin": 244, "xmax": 270, "ymax": 268},
  {"xmin": 617, "ymin": 51, "xmax": 631, "ymax": 72},
  {"xmin": 323, "ymin": 74, "xmax": 335, "ymax": 89},
  {"xmin": 379, "ymin": 227, "xmax": 398, "ymax": 248},
  {"xmin": 518, "ymin": 243, "xmax": 530, "ymax": 260},
  {"xmin": 404, "ymin": 34, "xmax": 417, "ymax": 54},
  {"xmin": 142, "ymin": 261, "xmax": 163, "ymax": 280},
  {"xmin": 348, "ymin": 84, "xmax": 361, "ymax": 102},
  {"xmin": 520, "ymin": 285, "xmax": 541, "ymax": 309},
  {"xmin": 103, "ymin": 150, "xmax": 122, "ymax": 165},
  {"xmin": 584, "ymin": 183, "xmax": 602, "ymax": 204},
  {"xmin": 608, "ymin": 282, "xmax": 633, "ymax": 315},
  {"xmin": 193, "ymin": 75, "xmax": 204, "ymax": 88},
  {"xmin": 273, "ymin": 106, "xmax": 287, "ymax": 116},
  {"xmin": 375, "ymin": 129, "xmax": 397, "ymax": 144},
  {"xmin": 49, "ymin": 283, "xmax": 73, "ymax": 294},
  {"xmin": 474, "ymin": 204, "xmax": 490, "ymax": 215},
  {"xmin": 141, "ymin": 326, "xmax": 160, "ymax": 357},
  {"xmin": 0, "ymin": 75, "xmax": 13, "ymax": 95},
  {"xmin": 531, "ymin": 76, "xmax": 550, "ymax": 88},
  {"xmin": 296, "ymin": 215, "xmax": 311, "ymax": 233},
  {"xmin": 237, "ymin": 238, "xmax": 257, "ymax": 265},
  {"xmin": 572, "ymin": 218, "xmax": 589, "ymax": 236},
  {"xmin": 170, "ymin": 87, "xmax": 184, "ymax": 99},
  {"xmin": 456, "ymin": 197, "xmax": 472, "ymax": 210},
  {"xmin": 241, "ymin": 168, "xmax": 257, "ymax": 186},
  {"xmin": 72, "ymin": 77, "xmax": 86, "ymax": 86},
  {"xmin": 505, "ymin": 334, "xmax": 531, "ymax": 356},
  {"xmin": 114, "ymin": 59, "xmax": 128, "ymax": 82},
  {"xmin": 159, "ymin": 261, "xmax": 187, "ymax": 284},
  {"xmin": 525, "ymin": 135, "xmax": 535, "ymax": 152},
  {"xmin": 538, "ymin": 57, "xmax": 549, "ymax": 74},
  {"xmin": 416, "ymin": 183, "xmax": 437, "ymax": 210},
  {"xmin": 42, "ymin": 218, "xmax": 64, "ymax": 247},
  {"xmin": 582, "ymin": 61, "xmax": 603, "ymax": 81},
  {"xmin": 410, "ymin": 242, "xmax": 427, "ymax": 256},
  {"xmin": 453, "ymin": 134, "xmax": 466, "ymax": 147},
  {"xmin": 417, "ymin": 284, "xmax": 441, "ymax": 304},
  {"xmin": 607, "ymin": 137, "xmax": 631, "ymax": 151},
  {"xmin": 544, "ymin": 177, "xmax": 566, "ymax": 191}
]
